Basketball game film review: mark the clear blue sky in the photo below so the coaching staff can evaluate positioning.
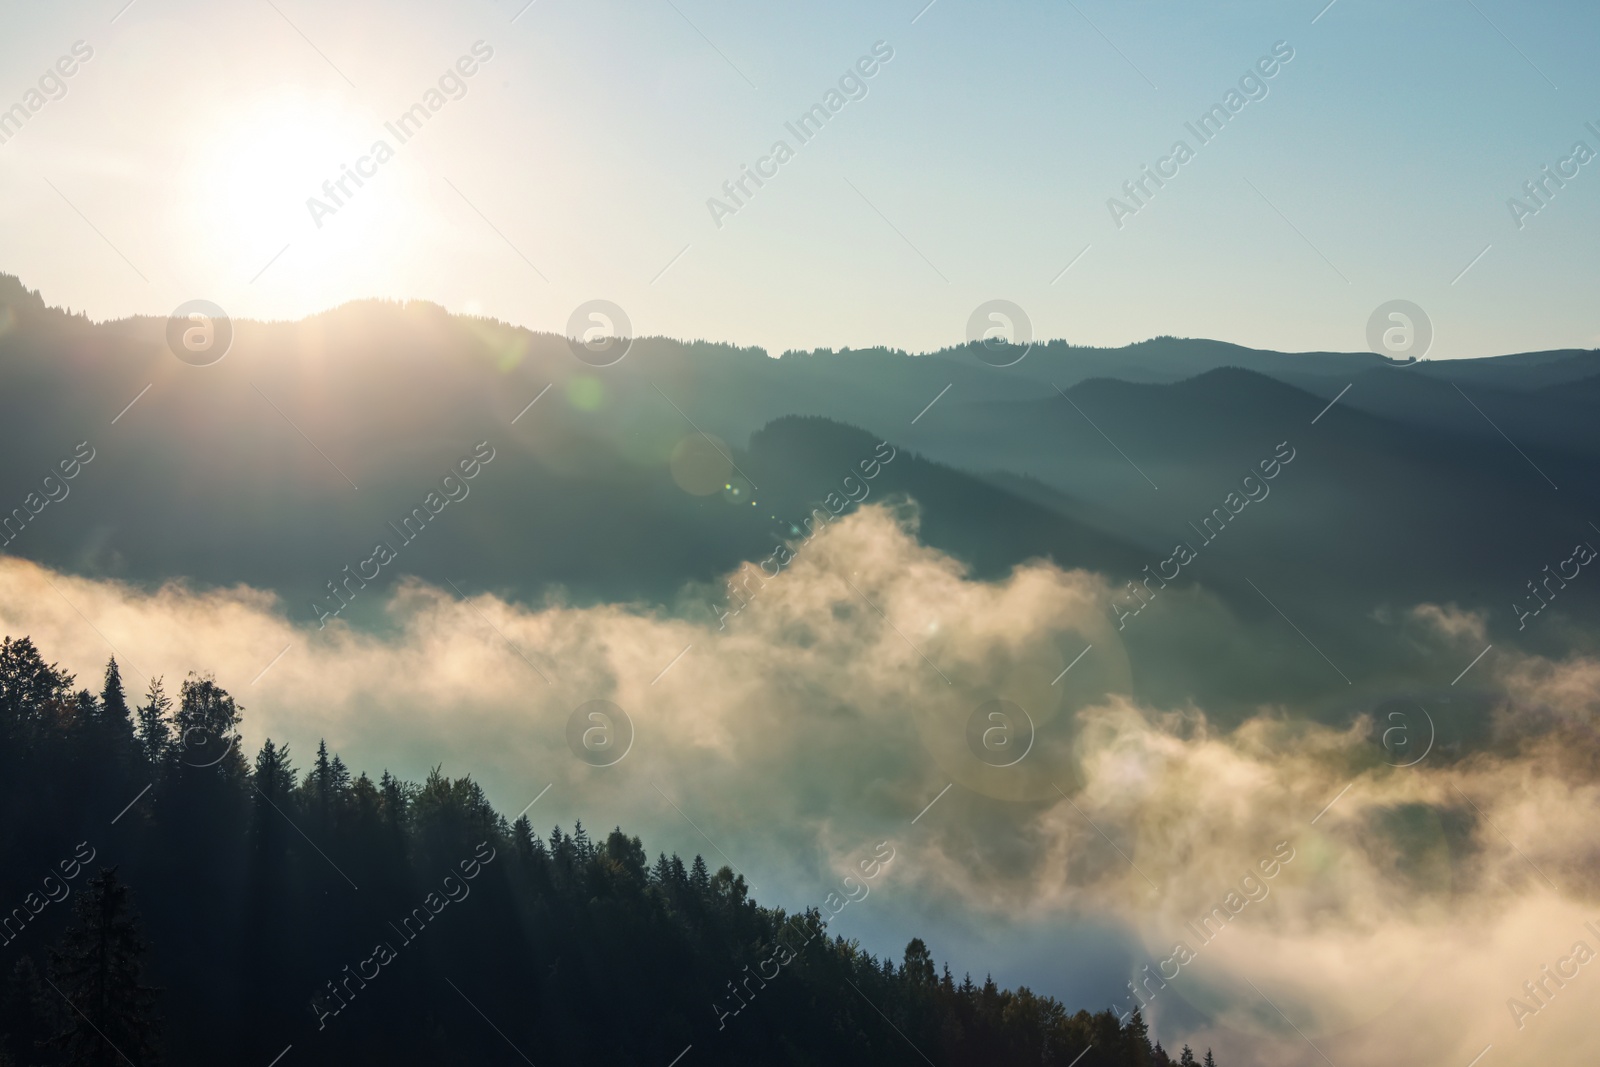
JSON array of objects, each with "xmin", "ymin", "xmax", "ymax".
[{"xmin": 0, "ymin": 0, "xmax": 1595, "ymax": 357}]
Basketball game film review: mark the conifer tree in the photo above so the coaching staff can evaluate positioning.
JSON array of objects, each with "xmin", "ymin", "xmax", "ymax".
[
  {"xmin": 134, "ymin": 677, "xmax": 172, "ymax": 765},
  {"xmin": 253, "ymin": 739, "xmax": 296, "ymax": 800},
  {"xmin": 1127, "ymin": 1009, "xmax": 1152, "ymax": 1067},
  {"xmin": 512, "ymin": 815, "xmax": 536, "ymax": 859},
  {"xmin": 101, "ymin": 658, "xmax": 131, "ymax": 727},
  {"xmin": 329, "ymin": 754, "xmax": 351, "ymax": 795},
  {"xmin": 46, "ymin": 869, "xmax": 161, "ymax": 1066},
  {"xmin": 311, "ymin": 738, "xmax": 332, "ymax": 788},
  {"xmin": 302, "ymin": 739, "xmax": 334, "ymax": 828},
  {"xmin": 378, "ymin": 770, "xmax": 408, "ymax": 829},
  {"xmin": 248, "ymin": 741, "xmax": 298, "ymax": 876},
  {"xmin": 350, "ymin": 771, "xmax": 379, "ymax": 824}
]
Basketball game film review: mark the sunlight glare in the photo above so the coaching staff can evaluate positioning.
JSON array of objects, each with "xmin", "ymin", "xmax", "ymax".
[{"xmin": 182, "ymin": 89, "xmax": 417, "ymax": 295}]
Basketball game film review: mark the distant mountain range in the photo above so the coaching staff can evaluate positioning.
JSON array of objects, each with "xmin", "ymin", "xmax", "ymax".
[{"xmin": 1, "ymin": 272, "xmax": 1594, "ymax": 696}]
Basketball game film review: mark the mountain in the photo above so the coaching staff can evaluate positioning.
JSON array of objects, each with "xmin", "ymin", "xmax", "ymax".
[{"xmin": 1, "ymin": 272, "xmax": 1593, "ymax": 652}]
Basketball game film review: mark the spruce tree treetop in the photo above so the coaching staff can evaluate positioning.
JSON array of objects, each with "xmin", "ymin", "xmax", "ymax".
[
  {"xmin": 253, "ymin": 739, "xmax": 296, "ymax": 799},
  {"xmin": 690, "ymin": 854, "xmax": 710, "ymax": 892},
  {"xmin": 134, "ymin": 676, "xmax": 172, "ymax": 765},
  {"xmin": 101, "ymin": 658, "xmax": 130, "ymax": 725}
]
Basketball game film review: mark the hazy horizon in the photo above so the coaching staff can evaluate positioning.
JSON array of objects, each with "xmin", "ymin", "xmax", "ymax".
[
  {"xmin": 8, "ymin": 270, "xmax": 1597, "ymax": 363},
  {"xmin": 2, "ymin": 0, "xmax": 1597, "ymax": 358}
]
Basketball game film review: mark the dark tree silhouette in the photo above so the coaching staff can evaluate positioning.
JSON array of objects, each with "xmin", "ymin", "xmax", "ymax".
[
  {"xmin": 134, "ymin": 677, "xmax": 172, "ymax": 766},
  {"xmin": 172, "ymin": 675, "xmax": 243, "ymax": 777},
  {"xmin": 99, "ymin": 661, "xmax": 129, "ymax": 728},
  {"xmin": 45, "ymin": 869, "xmax": 160, "ymax": 1066},
  {"xmin": 0, "ymin": 633, "xmax": 1227, "ymax": 1066}
]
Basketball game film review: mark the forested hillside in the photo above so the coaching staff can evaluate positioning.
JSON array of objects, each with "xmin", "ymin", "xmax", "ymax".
[{"xmin": 0, "ymin": 635, "xmax": 1218, "ymax": 1066}]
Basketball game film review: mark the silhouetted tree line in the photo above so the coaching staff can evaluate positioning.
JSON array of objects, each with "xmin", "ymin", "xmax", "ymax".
[{"xmin": 0, "ymin": 635, "xmax": 1222, "ymax": 1066}]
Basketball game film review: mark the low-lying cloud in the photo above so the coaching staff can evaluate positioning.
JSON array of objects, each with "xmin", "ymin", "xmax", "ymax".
[{"xmin": 2, "ymin": 504, "xmax": 1598, "ymax": 1066}]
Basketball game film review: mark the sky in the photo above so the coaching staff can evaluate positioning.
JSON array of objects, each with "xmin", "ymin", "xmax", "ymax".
[{"xmin": 0, "ymin": 0, "xmax": 1597, "ymax": 358}]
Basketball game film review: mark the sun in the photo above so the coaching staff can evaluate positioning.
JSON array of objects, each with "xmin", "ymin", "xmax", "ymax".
[{"xmin": 180, "ymin": 88, "xmax": 411, "ymax": 287}]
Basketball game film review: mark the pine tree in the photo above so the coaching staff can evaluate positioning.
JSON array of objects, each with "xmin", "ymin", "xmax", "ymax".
[
  {"xmin": 378, "ymin": 770, "xmax": 408, "ymax": 828},
  {"xmin": 310, "ymin": 739, "xmax": 332, "ymax": 790},
  {"xmin": 690, "ymin": 855, "xmax": 710, "ymax": 894},
  {"xmin": 100, "ymin": 659, "xmax": 130, "ymax": 728},
  {"xmin": 1179, "ymin": 1043, "xmax": 1198, "ymax": 1066},
  {"xmin": 350, "ymin": 772, "xmax": 380, "ymax": 824},
  {"xmin": 134, "ymin": 677, "xmax": 172, "ymax": 765},
  {"xmin": 1126, "ymin": 1008, "xmax": 1152, "ymax": 1067},
  {"xmin": 1203, "ymin": 1049, "xmax": 1217, "ymax": 1067},
  {"xmin": 512, "ymin": 816, "xmax": 537, "ymax": 860},
  {"xmin": 329, "ymin": 754, "xmax": 351, "ymax": 795},
  {"xmin": 253, "ymin": 740, "xmax": 296, "ymax": 800},
  {"xmin": 46, "ymin": 869, "xmax": 160, "ymax": 1065},
  {"xmin": 303, "ymin": 740, "xmax": 333, "ymax": 827},
  {"xmin": 980, "ymin": 972, "xmax": 1000, "ymax": 1017}
]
